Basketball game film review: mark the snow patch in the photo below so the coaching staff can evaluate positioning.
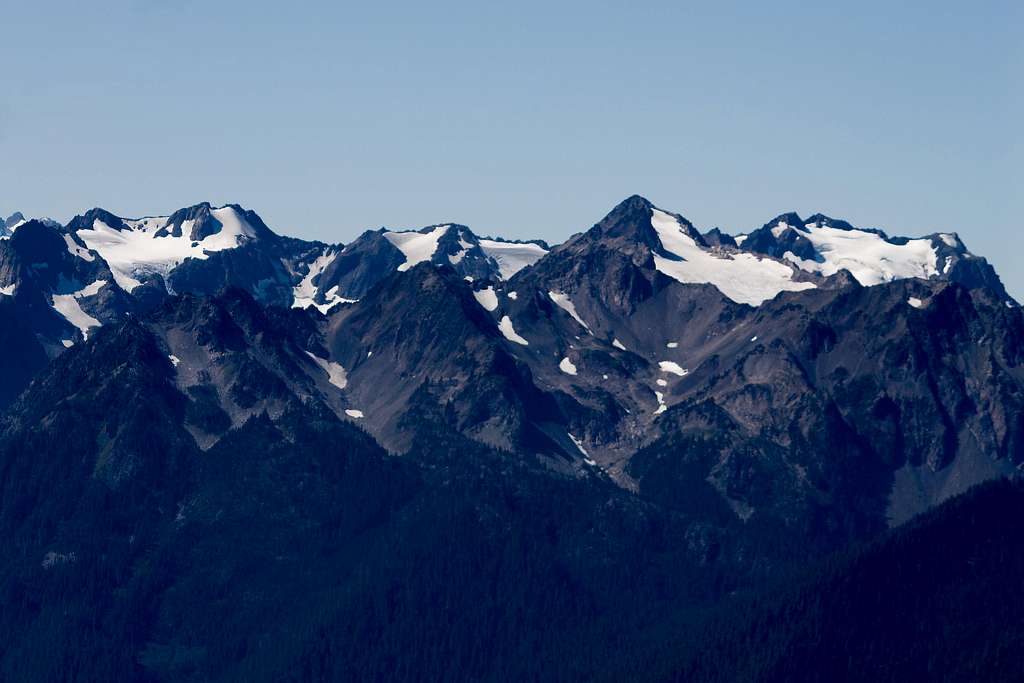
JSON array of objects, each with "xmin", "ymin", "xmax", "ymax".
[
  {"xmin": 612, "ymin": 338, "xmax": 626, "ymax": 351},
  {"xmin": 168, "ymin": 354, "xmax": 181, "ymax": 367},
  {"xmin": 0, "ymin": 284, "xmax": 15, "ymax": 296},
  {"xmin": 658, "ymin": 361, "xmax": 688, "ymax": 377},
  {"xmin": 650, "ymin": 209, "xmax": 816, "ymax": 306},
  {"xmin": 61, "ymin": 339, "xmax": 74, "ymax": 348},
  {"xmin": 507, "ymin": 291, "xmax": 518, "ymax": 300},
  {"xmin": 907, "ymin": 297, "xmax": 924, "ymax": 309},
  {"xmin": 654, "ymin": 391, "xmax": 666, "ymax": 415},
  {"xmin": 473, "ymin": 287, "xmax": 499, "ymax": 312},
  {"xmin": 385, "ymin": 225, "xmax": 447, "ymax": 272},
  {"xmin": 666, "ymin": 342, "xmax": 678, "ymax": 348},
  {"xmin": 305, "ymin": 351, "xmax": 348, "ymax": 389},
  {"xmin": 345, "ymin": 409, "xmax": 364, "ymax": 419},
  {"xmin": 548, "ymin": 291, "xmax": 591, "ymax": 333},
  {"xmin": 568, "ymin": 432, "xmax": 589, "ymax": 457},
  {"xmin": 478, "ymin": 239, "xmax": 548, "ymax": 279},
  {"xmin": 51, "ymin": 279, "xmax": 106, "ymax": 339},
  {"xmin": 292, "ymin": 248, "xmax": 337, "ymax": 311},
  {"xmin": 63, "ymin": 234, "xmax": 94, "ymax": 261},
  {"xmin": 498, "ymin": 316, "xmax": 529, "ymax": 345},
  {"xmin": 76, "ymin": 279, "xmax": 106, "ymax": 297},
  {"xmin": 559, "ymin": 357, "xmax": 578, "ymax": 375}
]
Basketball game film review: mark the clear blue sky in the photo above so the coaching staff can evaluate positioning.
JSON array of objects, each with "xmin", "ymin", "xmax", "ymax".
[{"xmin": 2, "ymin": 1, "xmax": 1021, "ymax": 296}]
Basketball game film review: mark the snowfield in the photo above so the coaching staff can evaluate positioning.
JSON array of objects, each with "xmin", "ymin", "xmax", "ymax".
[
  {"xmin": 650, "ymin": 209, "xmax": 816, "ymax": 306},
  {"xmin": 784, "ymin": 220, "xmax": 939, "ymax": 286},
  {"xmin": 385, "ymin": 225, "xmax": 448, "ymax": 272},
  {"xmin": 76, "ymin": 206, "xmax": 258, "ymax": 291},
  {"xmin": 478, "ymin": 239, "xmax": 548, "ymax": 279}
]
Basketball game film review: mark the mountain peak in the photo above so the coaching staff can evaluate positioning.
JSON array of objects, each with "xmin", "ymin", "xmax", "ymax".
[
  {"xmin": 804, "ymin": 213, "xmax": 856, "ymax": 231},
  {"xmin": 612, "ymin": 194, "xmax": 654, "ymax": 212},
  {"xmin": 582, "ymin": 195, "xmax": 690, "ymax": 249},
  {"xmin": 761, "ymin": 212, "xmax": 804, "ymax": 231}
]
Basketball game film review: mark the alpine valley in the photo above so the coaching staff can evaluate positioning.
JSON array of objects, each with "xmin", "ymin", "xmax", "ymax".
[{"xmin": 1, "ymin": 195, "xmax": 1021, "ymax": 682}]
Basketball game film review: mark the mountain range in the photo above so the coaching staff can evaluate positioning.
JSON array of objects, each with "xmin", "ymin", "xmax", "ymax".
[{"xmin": 0, "ymin": 195, "xmax": 1020, "ymax": 681}]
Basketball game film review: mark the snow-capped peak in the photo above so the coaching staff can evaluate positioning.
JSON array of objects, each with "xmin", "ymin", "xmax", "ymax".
[
  {"xmin": 781, "ymin": 220, "xmax": 939, "ymax": 286},
  {"xmin": 70, "ymin": 204, "xmax": 263, "ymax": 291},
  {"xmin": 378, "ymin": 224, "xmax": 548, "ymax": 279},
  {"xmin": 649, "ymin": 208, "xmax": 816, "ymax": 306}
]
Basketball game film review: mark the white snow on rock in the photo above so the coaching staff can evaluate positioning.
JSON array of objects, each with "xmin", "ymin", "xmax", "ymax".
[
  {"xmin": 449, "ymin": 234, "xmax": 474, "ymax": 264},
  {"xmin": 612, "ymin": 338, "xmax": 626, "ymax": 351},
  {"xmin": 52, "ymin": 279, "xmax": 106, "ymax": 339},
  {"xmin": 61, "ymin": 339, "xmax": 74, "ymax": 348},
  {"xmin": 784, "ymin": 221, "xmax": 939, "ymax": 286},
  {"xmin": 751, "ymin": 336, "xmax": 758, "ymax": 342},
  {"xmin": 498, "ymin": 315, "xmax": 529, "ymax": 345},
  {"xmin": 478, "ymin": 239, "xmax": 548, "ymax": 279},
  {"xmin": 76, "ymin": 207, "xmax": 259, "ymax": 291},
  {"xmin": 292, "ymin": 248, "xmax": 337, "ymax": 310},
  {"xmin": 938, "ymin": 233, "xmax": 959, "ymax": 248},
  {"xmin": 907, "ymin": 297, "xmax": 924, "ymax": 309},
  {"xmin": 63, "ymin": 234, "xmax": 95, "ymax": 261},
  {"xmin": 345, "ymin": 409, "xmax": 364, "ymax": 419},
  {"xmin": 76, "ymin": 279, "xmax": 106, "ymax": 297},
  {"xmin": 473, "ymin": 287, "xmax": 499, "ymax": 312},
  {"xmin": 0, "ymin": 284, "xmax": 15, "ymax": 296},
  {"xmin": 654, "ymin": 390, "xmax": 666, "ymax": 415},
  {"xmin": 568, "ymin": 432, "xmax": 588, "ymax": 456},
  {"xmin": 650, "ymin": 209, "xmax": 816, "ymax": 306},
  {"xmin": 658, "ymin": 361, "xmax": 688, "ymax": 377},
  {"xmin": 559, "ymin": 357, "xmax": 578, "ymax": 375},
  {"xmin": 168, "ymin": 354, "xmax": 181, "ymax": 367},
  {"xmin": 666, "ymin": 342, "xmax": 678, "ymax": 348},
  {"xmin": 548, "ymin": 291, "xmax": 591, "ymax": 333},
  {"xmin": 656, "ymin": 378, "xmax": 668, "ymax": 387},
  {"xmin": 567, "ymin": 433, "xmax": 594, "ymax": 464},
  {"xmin": 384, "ymin": 225, "xmax": 448, "ymax": 272},
  {"xmin": 507, "ymin": 291, "xmax": 518, "ymax": 300},
  {"xmin": 305, "ymin": 351, "xmax": 348, "ymax": 389}
]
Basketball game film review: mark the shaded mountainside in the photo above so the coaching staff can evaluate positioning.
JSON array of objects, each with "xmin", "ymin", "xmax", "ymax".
[
  {"xmin": 635, "ymin": 477, "xmax": 1024, "ymax": 683},
  {"xmin": 0, "ymin": 195, "xmax": 1020, "ymax": 681},
  {"xmin": 0, "ymin": 303, "xmax": 794, "ymax": 681},
  {"xmin": 0, "ymin": 301, "xmax": 1020, "ymax": 680}
]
